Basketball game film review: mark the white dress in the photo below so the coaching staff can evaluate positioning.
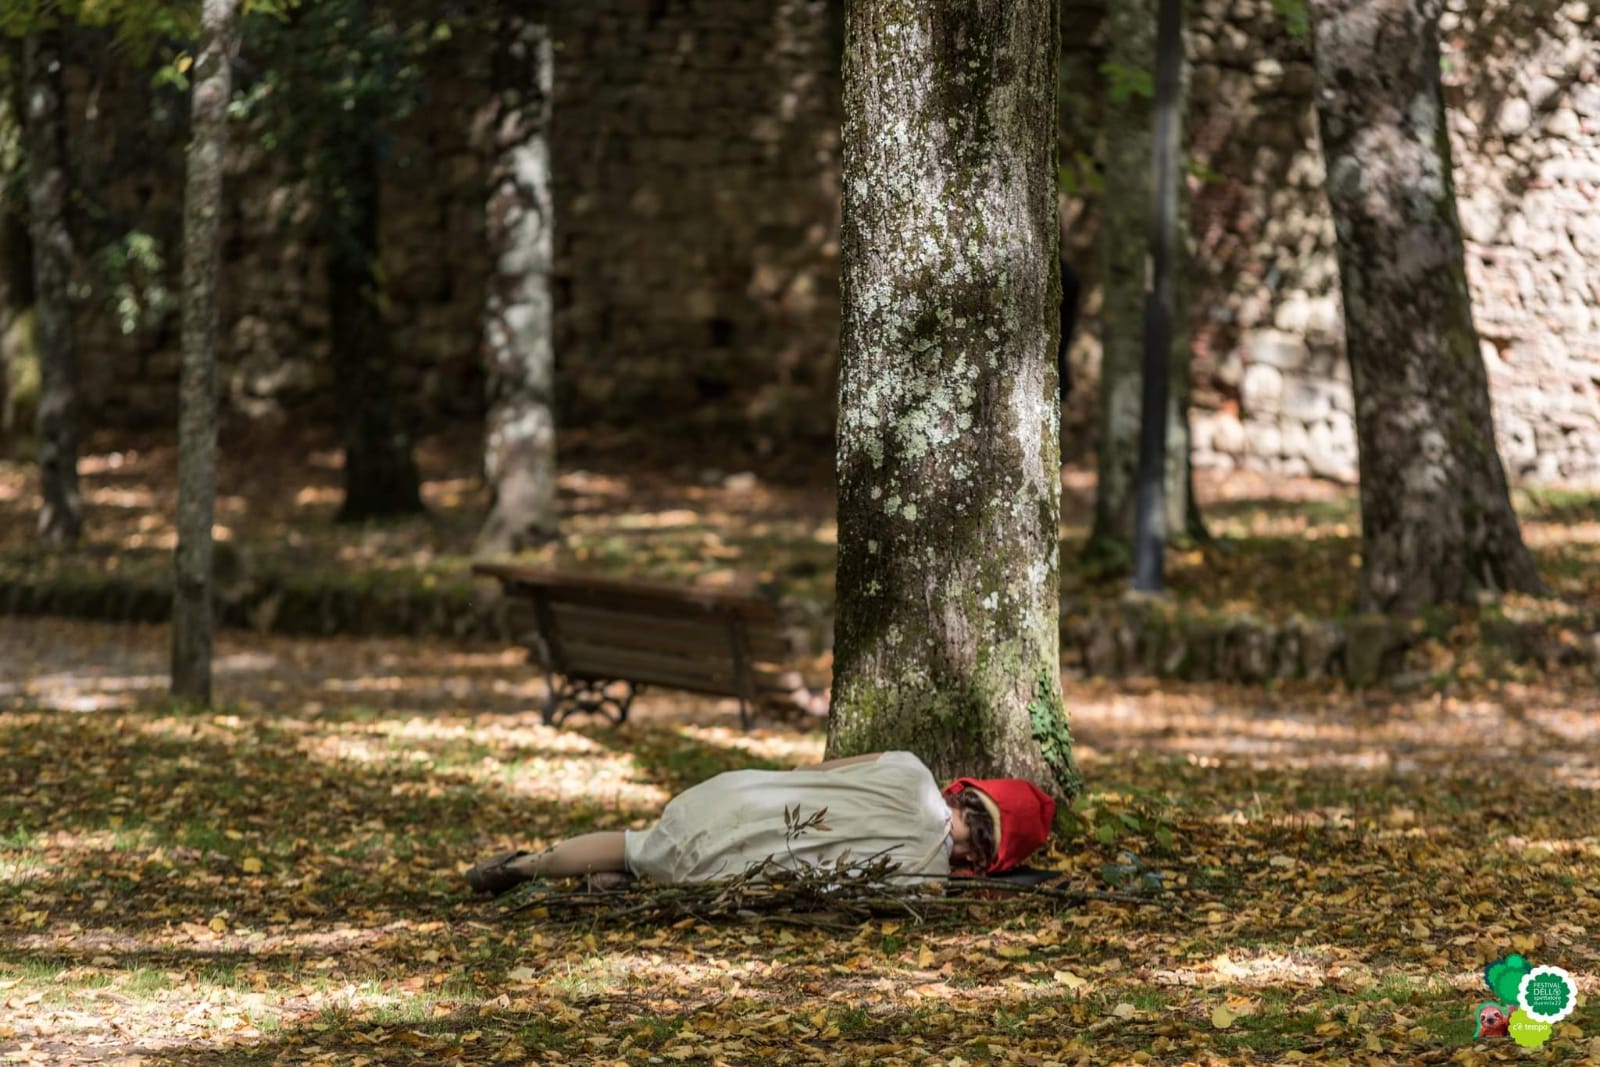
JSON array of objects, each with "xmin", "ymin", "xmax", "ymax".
[{"xmin": 623, "ymin": 751, "xmax": 953, "ymax": 884}]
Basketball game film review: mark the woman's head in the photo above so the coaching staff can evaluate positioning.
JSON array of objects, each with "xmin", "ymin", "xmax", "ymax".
[
  {"xmin": 947, "ymin": 786, "xmax": 999, "ymax": 874},
  {"xmin": 942, "ymin": 777, "xmax": 1056, "ymax": 874}
]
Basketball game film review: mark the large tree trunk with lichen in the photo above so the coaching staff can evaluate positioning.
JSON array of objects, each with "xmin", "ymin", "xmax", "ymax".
[
  {"xmin": 171, "ymin": 0, "xmax": 239, "ymax": 705},
  {"xmin": 1084, "ymin": 0, "xmax": 1204, "ymax": 570},
  {"xmin": 23, "ymin": 28, "xmax": 80, "ymax": 546},
  {"xmin": 476, "ymin": 3, "xmax": 558, "ymax": 557},
  {"xmin": 827, "ymin": 0, "xmax": 1082, "ymax": 802},
  {"xmin": 1310, "ymin": 0, "xmax": 1543, "ymax": 612}
]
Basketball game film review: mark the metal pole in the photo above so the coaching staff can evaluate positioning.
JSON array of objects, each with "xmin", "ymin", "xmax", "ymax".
[{"xmin": 1131, "ymin": 0, "xmax": 1182, "ymax": 593}]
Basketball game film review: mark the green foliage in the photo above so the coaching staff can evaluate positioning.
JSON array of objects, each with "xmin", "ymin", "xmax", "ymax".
[
  {"xmin": 1062, "ymin": 785, "xmax": 1179, "ymax": 855},
  {"xmin": 96, "ymin": 230, "xmax": 173, "ymax": 336},
  {"xmin": 229, "ymin": 0, "xmax": 455, "ymax": 246},
  {"xmin": 1101, "ymin": 60, "xmax": 1153, "ymax": 102},
  {"xmin": 1026, "ymin": 671, "xmax": 1083, "ymax": 802},
  {"xmin": 0, "ymin": 1, "xmax": 194, "ymax": 66},
  {"xmin": 1057, "ymin": 150, "xmax": 1104, "ymax": 198},
  {"xmin": 1270, "ymin": 0, "xmax": 1310, "ymax": 37},
  {"xmin": 1187, "ymin": 158, "xmax": 1226, "ymax": 186}
]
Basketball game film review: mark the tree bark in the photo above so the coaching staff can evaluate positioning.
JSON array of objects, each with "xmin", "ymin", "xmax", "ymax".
[
  {"xmin": 828, "ymin": 0, "xmax": 1082, "ymax": 803},
  {"xmin": 1085, "ymin": 0, "xmax": 1204, "ymax": 570},
  {"xmin": 172, "ymin": 0, "xmax": 239, "ymax": 705},
  {"xmin": 22, "ymin": 27, "xmax": 80, "ymax": 546},
  {"xmin": 321, "ymin": 1, "xmax": 422, "ymax": 523},
  {"xmin": 1, "ymin": 60, "xmax": 33, "ymax": 437},
  {"xmin": 476, "ymin": 3, "xmax": 558, "ymax": 557},
  {"xmin": 1309, "ymin": 0, "xmax": 1543, "ymax": 612}
]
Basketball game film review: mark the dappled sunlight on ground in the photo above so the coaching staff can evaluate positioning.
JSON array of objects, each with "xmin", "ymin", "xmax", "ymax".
[
  {"xmin": 3, "ymin": 618, "xmax": 1600, "ymax": 1063},
  {"xmin": 7, "ymin": 432, "xmax": 1600, "ymax": 632}
]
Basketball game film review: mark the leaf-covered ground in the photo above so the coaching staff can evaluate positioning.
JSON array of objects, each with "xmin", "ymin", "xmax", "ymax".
[
  {"xmin": 3, "ymin": 618, "xmax": 1598, "ymax": 1065},
  {"xmin": 3, "ymin": 429, "xmax": 1598, "ymax": 620}
]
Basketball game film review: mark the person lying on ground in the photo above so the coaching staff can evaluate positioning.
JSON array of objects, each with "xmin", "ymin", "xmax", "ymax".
[{"xmin": 465, "ymin": 750, "xmax": 1055, "ymax": 895}]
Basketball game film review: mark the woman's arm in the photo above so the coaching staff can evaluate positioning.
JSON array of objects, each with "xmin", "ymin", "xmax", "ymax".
[{"xmin": 810, "ymin": 752, "xmax": 883, "ymax": 771}]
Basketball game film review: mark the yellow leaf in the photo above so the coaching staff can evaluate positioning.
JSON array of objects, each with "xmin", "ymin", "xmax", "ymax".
[
  {"xmin": 1365, "ymin": 1033, "xmax": 1383, "ymax": 1053},
  {"xmin": 176, "ymin": 54, "xmax": 193, "ymax": 73},
  {"xmin": 1054, "ymin": 970, "xmax": 1089, "ymax": 992},
  {"xmin": 916, "ymin": 945, "xmax": 936, "ymax": 968},
  {"xmin": 209, "ymin": 916, "xmax": 227, "ymax": 933},
  {"xmin": 241, "ymin": 857, "xmax": 263, "ymax": 874},
  {"xmin": 996, "ymin": 945, "xmax": 1029, "ymax": 959},
  {"xmin": 1112, "ymin": 1002, "xmax": 1137, "ymax": 1020},
  {"xmin": 1211, "ymin": 1005, "xmax": 1236, "ymax": 1029}
]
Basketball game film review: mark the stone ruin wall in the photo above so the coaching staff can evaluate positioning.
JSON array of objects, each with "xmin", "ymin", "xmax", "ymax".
[
  {"xmin": 1060, "ymin": 0, "xmax": 1600, "ymax": 485},
  {"xmin": 53, "ymin": 0, "xmax": 842, "ymax": 449},
  {"xmin": 43, "ymin": 0, "xmax": 1600, "ymax": 485}
]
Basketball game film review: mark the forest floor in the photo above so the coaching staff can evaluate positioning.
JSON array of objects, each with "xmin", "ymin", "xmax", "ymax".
[
  {"xmin": 2, "ymin": 426, "xmax": 1598, "ymax": 624},
  {"xmin": 3, "ymin": 617, "xmax": 1600, "ymax": 1065}
]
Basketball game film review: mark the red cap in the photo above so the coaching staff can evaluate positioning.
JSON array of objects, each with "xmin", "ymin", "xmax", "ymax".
[{"xmin": 942, "ymin": 777, "xmax": 1056, "ymax": 873}]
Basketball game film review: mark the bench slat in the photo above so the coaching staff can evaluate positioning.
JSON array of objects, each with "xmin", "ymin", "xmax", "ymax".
[
  {"xmin": 552, "ymin": 604, "xmax": 733, "ymax": 646},
  {"xmin": 477, "ymin": 564, "xmax": 781, "ymax": 622},
  {"xmin": 549, "ymin": 604, "xmax": 791, "ymax": 662},
  {"xmin": 562, "ymin": 647, "xmax": 740, "ymax": 693}
]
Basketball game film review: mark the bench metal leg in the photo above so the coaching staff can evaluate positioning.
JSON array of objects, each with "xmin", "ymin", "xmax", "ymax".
[{"xmin": 542, "ymin": 675, "xmax": 637, "ymax": 728}]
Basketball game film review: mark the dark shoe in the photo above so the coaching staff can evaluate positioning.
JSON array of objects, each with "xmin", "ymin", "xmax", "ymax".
[{"xmin": 465, "ymin": 850, "xmax": 533, "ymax": 896}]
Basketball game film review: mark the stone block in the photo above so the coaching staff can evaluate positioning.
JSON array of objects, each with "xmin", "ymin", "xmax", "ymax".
[
  {"xmin": 1241, "ymin": 362, "xmax": 1285, "ymax": 410},
  {"xmin": 1210, "ymin": 411, "xmax": 1247, "ymax": 454},
  {"xmin": 1281, "ymin": 419, "xmax": 1311, "ymax": 458},
  {"xmin": 1248, "ymin": 329, "xmax": 1310, "ymax": 371},
  {"xmin": 1245, "ymin": 419, "xmax": 1281, "ymax": 457},
  {"xmin": 1344, "ymin": 615, "xmax": 1412, "ymax": 687},
  {"xmin": 1281, "ymin": 378, "xmax": 1336, "ymax": 422}
]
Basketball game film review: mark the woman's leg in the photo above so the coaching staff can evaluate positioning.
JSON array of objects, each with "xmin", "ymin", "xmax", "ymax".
[{"xmin": 508, "ymin": 831, "xmax": 628, "ymax": 878}]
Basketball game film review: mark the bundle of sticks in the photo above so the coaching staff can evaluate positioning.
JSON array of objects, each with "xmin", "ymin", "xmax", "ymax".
[{"xmin": 499, "ymin": 850, "xmax": 1163, "ymax": 931}]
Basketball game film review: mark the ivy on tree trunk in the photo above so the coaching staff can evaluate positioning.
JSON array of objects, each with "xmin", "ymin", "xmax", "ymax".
[
  {"xmin": 23, "ymin": 26, "xmax": 80, "ymax": 547},
  {"xmin": 476, "ymin": 2, "xmax": 558, "ymax": 557},
  {"xmin": 1309, "ymin": 0, "xmax": 1544, "ymax": 612},
  {"xmin": 172, "ymin": 0, "xmax": 239, "ymax": 705},
  {"xmin": 828, "ymin": 0, "xmax": 1082, "ymax": 803}
]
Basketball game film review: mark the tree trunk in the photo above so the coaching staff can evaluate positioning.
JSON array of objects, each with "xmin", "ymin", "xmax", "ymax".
[
  {"xmin": 828, "ymin": 0, "xmax": 1082, "ymax": 803},
  {"xmin": 22, "ymin": 28, "xmax": 80, "ymax": 546},
  {"xmin": 476, "ymin": 3, "xmax": 558, "ymax": 557},
  {"xmin": 172, "ymin": 0, "xmax": 239, "ymax": 705},
  {"xmin": 0, "ymin": 208, "xmax": 30, "ymax": 437},
  {"xmin": 1085, "ymin": 0, "xmax": 1204, "ymax": 570},
  {"xmin": 1, "ymin": 59, "xmax": 34, "ymax": 438},
  {"xmin": 321, "ymin": 2, "xmax": 422, "ymax": 523},
  {"xmin": 1309, "ymin": 0, "xmax": 1543, "ymax": 612}
]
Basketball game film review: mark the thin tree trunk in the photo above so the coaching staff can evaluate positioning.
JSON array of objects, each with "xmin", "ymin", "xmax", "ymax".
[
  {"xmin": 1085, "ymin": 0, "xmax": 1204, "ymax": 570},
  {"xmin": 322, "ymin": 2, "xmax": 421, "ymax": 523},
  {"xmin": 0, "ymin": 209, "xmax": 30, "ymax": 437},
  {"xmin": 828, "ymin": 0, "xmax": 1082, "ymax": 803},
  {"xmin": 1, "ymin": 60, "xmax": 33, "ymax": 437},
  {"xmin": 172, "ymin": 0, "xmax": 239, "ymax": 705},
  {"xmin": 1309, "ymin": 0, "xmax": 1543, "ymax": 612},
  {"xmin": 22, "ymin": 27, "xmax": 80, "ymax": 546},
  {"xmin": 476, "ymin": 3, "xmax": 558, "ymax": 557}
]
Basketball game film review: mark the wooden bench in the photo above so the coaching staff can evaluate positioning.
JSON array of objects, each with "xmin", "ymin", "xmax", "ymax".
[{"xmin": 473, "ymin": 564, "xmax": 820, "ymax": 729}]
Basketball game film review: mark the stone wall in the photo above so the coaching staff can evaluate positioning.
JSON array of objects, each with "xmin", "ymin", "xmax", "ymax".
[
  {"xmin": 1061, "ymin": 0, "xmax": 1600, "ymax": 485},
  {"xmin": 551, "ymin": 0, "xmax": 841, "ymax": 450},
  {"xmin": 46, "ymin": 1, "xmax": 842, "ymax": 448},
  {"xmin": 29, "ymin": 0, "xmax": 1600, "ymax": 485},
  {"xmin": 1165, "ymin": 0, "xmax": 1597, "ymax": 484}
]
